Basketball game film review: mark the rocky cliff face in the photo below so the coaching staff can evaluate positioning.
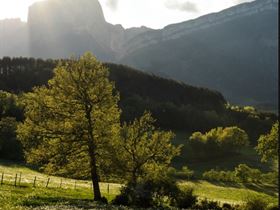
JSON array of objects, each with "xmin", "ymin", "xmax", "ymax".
[
  {"xmin": 27, "ymin": 0, "xmax": 152, "ymax": 60},
  {"xmin": 28, "ymin": 0, "xmax": 111, "ymax": 59},
  {"xmin": 0, "ymin": 19, "xmax": 29, "ymax": 57}
]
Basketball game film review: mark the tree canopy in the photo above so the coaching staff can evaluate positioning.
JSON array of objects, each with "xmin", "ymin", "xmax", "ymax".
[
  {"xmin": 17, "ymin": 52, "xmax": 120, "ymax": 201},
  {"xmin": 113, "ymin": 112, "xmax": 181, "ymax": 184},
  {"xmin": 188, "ymin": 126, "xmax": 249, "ymax": 159},
  {"xmin": 256, "ymin": 121, "xmax": 278, "ymax": 163}
]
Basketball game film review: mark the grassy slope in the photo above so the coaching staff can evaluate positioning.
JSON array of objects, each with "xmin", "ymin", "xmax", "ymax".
[
  {"xmin": 0, "ymin": 160, "xmax": 278, "ymax": 209},
  {"xmin": 172, "ymin": 131, "xmax": 271, "ymax": 175}
]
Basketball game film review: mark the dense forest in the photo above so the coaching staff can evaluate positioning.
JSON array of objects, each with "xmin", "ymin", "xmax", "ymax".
[{"xmin": 0, "ymin": 57, "xmax": 276, "ymax": 142}]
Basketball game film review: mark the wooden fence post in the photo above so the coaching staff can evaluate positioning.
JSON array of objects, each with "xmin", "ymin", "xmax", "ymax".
[
  {"xmin": 18, "ymin": 172, "xmax": 22, "ymax": 186},
  {"xmin": 60, "ymin": 179, "xmax": 62, "ymax": 188},
  {"xmin": 14, "ymin": 173, "xmax": 17, "ymax": 187},
  {"xmin": 33, "ymin": 176, "xmax": 36, "ymax": 187},
  {"xmin": 46, "ymin": 177, "xmax": 50, "ymax": 188},
  {"xmin": 107, "ymin": 184, "xmax": 109, "ymax": 194},
  {"xmin": 0, "ymin": 172, "xmax": 4, "ymax": 185}
]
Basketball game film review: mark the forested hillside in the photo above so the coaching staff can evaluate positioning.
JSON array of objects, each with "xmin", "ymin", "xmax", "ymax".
[{"xmin": 0, "ymin": 57, "xmax": 276, "ymax": 143}]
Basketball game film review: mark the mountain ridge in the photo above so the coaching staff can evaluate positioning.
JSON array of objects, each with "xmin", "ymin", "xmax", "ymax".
[
  {"xmin": 122, "ymin": 0, "xmax": 278, "ymax": 56},
  {"xmin": 0, "ymin": 0, "xmax": 278, "ymax": 110}
]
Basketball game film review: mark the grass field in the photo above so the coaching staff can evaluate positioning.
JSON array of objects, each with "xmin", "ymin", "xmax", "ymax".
[
  {"xmin": 172, "ymin": 131, "xmax": 271, "ymax": 176},
  {"xmin": 0, "ymin": 159, "xmax": 278, "ymax": 209}
]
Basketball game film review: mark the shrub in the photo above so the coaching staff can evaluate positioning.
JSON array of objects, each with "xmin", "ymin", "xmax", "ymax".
[
  {"xmin": 261, "ymin": 172, "xmax": 278, "ymax": 185},
  {"xmin": 168, "ymin": 166, "xmax": 194, "ymax": 180},
  {"xmin": 265, "ymin": 203, "xmax": 279, "ymax": 210},
  {"xmin": 172, "ymin": 187, "xmax": 197, "ymax": 208},
  {"xmin": 203, "ymin": 169, "xmax": 236, "ymax": 182},
  {"xmin": 242, "ymin": 196, "xmax": 268, "ymax": 210},
  {"xmin": 112, "ymin": 177, "xmax": 179, "ymax": 208},
  {"xmin": 234, "ymin": 164, "xmax": 262, "ymax": 183},
  {"xmin": 222, "ymin": 203, "xmax": 234, "ymax": 210},
  {"xmin": 111, "ymin": 189, "xmax": 130, "ymax": 206},
  {"xmin": 188, "ymin": 127, "xmax": 249, "ymax": 160},
  {"xmin": 193, "ymin": 199, "xmax": 222, "ymax": 210}
]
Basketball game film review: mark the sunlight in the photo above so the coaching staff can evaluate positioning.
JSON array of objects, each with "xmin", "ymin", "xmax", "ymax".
[{"xmin": 0, "ymin": 0, "xmax": 43, "ymax": 21}]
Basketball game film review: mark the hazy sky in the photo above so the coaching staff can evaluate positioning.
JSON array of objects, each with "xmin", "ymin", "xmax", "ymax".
[{"xmin": 0, "ymin": 0, "xmax": 254, "ymax": 29}]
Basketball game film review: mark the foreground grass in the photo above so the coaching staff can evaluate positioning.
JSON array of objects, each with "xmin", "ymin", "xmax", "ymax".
[{"xmin": 1, "ymin": 159, "xmax": 278, "ymax": 209}]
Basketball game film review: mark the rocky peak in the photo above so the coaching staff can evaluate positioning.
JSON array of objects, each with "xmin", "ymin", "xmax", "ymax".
[{"xmin": 28, "ymin": 0, "xmax": 106, "ymax": 27}]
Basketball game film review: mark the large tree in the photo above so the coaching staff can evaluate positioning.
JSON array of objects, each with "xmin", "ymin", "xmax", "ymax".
[{"xmin": 17, "ymin": 52, "xmax": 120, "ymax": 201}]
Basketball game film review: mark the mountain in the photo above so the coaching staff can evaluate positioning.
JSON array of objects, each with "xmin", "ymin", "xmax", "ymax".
[
  {"xmin": 119, "ymin": 0, "xmax": 278, "ymax": 110},
  {"xmin": 28, "ymin": 0, "xmax": 152, "ymax": 60},
  {"xmin": 0, "ymin": 0, "xmax": 278, "ymax": 110}
]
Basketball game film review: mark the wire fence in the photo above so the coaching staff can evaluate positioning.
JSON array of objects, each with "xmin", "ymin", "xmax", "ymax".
[{"xmin": 0, "ymin": 171, "xmax": 121, "ymax": 194}]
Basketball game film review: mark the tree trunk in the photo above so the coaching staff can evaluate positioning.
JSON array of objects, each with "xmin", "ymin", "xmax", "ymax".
[
  {"xmin": 88, "ymin": 142, "xmax": 102, "ymax": 201},
  {"xmin": 85, "ymin": 106, "xmax": 102, "ymax": 201}
]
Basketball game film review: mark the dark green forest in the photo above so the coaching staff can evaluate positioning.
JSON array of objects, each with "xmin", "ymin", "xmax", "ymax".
[{"xmin": 0, "ymin": 57, "xmax": 276, "ymax": 144}]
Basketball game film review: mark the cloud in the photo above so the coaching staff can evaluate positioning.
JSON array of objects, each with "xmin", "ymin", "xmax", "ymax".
[
  {"xmin": 105, "ymin": 0, "xmax": 119, "ymax": 11},
  {"xmin": 165, "ymin": 0, "xmax": 198, "ymax": 13}
]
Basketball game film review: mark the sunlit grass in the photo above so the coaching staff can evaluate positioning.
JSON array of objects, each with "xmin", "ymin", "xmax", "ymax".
[
  {"xmin": 1, "ymin": 159, "xmax": 278, "ymax": 209},
  {"xmin": 179, "ymin": 180, "xmax": 278, "ymax": 205}
]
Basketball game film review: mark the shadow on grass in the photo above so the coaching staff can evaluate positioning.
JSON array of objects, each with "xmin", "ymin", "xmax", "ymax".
[
  {"xmin": 243, "ymin": 183, "xmax": 278, "ymax": 196},
  {"xmin": 206, "ymin": 180, "xmax": 278, "ymax": 196},
  {"xmin": 21, "ymin": 196, "xmax": 95, "ymax": 209},
  {"xmin": 0, "ymin": 158, "xmax": 40, "ymax": 172}
]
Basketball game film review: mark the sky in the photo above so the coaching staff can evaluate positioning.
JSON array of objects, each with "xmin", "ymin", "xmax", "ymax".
[{"xmin": 0, "ymin": 0, "xmax": 254, "ymax": 29}]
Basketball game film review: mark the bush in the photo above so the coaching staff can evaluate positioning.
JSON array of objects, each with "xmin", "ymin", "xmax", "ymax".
[
  {"xmin": 203, "ymin": 169, "xmax": 237, "ymax": 182},
  {"xmin": 242, "ymin": 196, "xmax": 268, "ymax": 210},
  {"xmin": 111, "ymin": 182, "xmax": 153, "ymax": 208},
  {"xmin": 265, "ymin": 203, "xmax": 279, "ymax": 210},
  {"xmin": 261, "ymin": 172, "xmax": 278, "ymax": 185},
  {"xmin": 112, "ymin": 177, "xmax": 179, "ymax": 208},
  {"xmin": 100, "ymin": 197, "xmax": 108, "ymax": 204},
  {"xmin": 234, "ymin": 164, "xmax": 262, "ymax": 183},
  {"xmin": 168, "ymin": 166, "xmax": 194, "ymax": 180},
  {"xmin": 172, "ymin": 187, "xmax": 197, "ymax": 208},
  {"xmin": 193, "ymin": 199, "xmax": 222, "ymax": 210},
  {"xmin": 222, "ymin": 203, "xmax": 235, "ymax": 210},
  {"xmin": 112, "ymin": 190, "xmax": 130, "ymax": 206},
  {"xmin": 188, "ymin": 127, "xmax": 249, "ymax": 160}
]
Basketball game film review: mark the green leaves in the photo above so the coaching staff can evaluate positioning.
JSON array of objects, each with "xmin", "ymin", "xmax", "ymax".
[
  {"xmin": 256, "ymin": 121, "xmax": 278, "ymax": 163},
  {"xmin": 188, "ymin": 126, "xmax": 249, "ymax": 159},
  {"xmin": 17, "ymin": 52, "xmax": 121, "ymax": 180},
  {"xmin": 114, "ymin": 111, "xmax": 181, "ymax": 183}
]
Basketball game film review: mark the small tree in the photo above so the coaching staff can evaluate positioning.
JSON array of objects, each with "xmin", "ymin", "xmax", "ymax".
[
  {"xmin": 188, "ymin": 126, "xmax": 249, "ymax": 159},
  {"xmin": 256, "ymin": 121, "xmax": 278, "ymax": 163},
  {"xmin": 114, "ymin": 112, "xmax": 181, "ymax": 185},
  {"xmin": 17, "ymin": 52, "xmax": 120, "ymax": 201}
]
